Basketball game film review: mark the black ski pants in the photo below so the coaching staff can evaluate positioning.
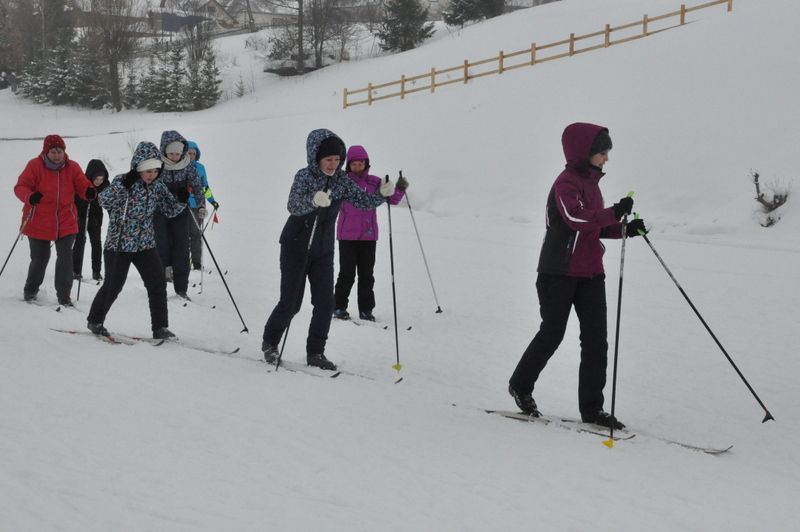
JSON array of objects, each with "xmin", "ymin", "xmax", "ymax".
[
  {"xmin": 24, "ymin": 234, "xmax": 75, "ymax": 301},
  {"xmin": 73, "ymin": 215, "xmax": 103, "ymax": 277},
  {"xmin": 188, "ymin": 207, "xmax": 204, "ymax": 269},
  {"xmin": 334, "ymin": 240, "xmax": 377, "ymax": 313},
  {"xmin": 88, "ymin": 248, "xmax": 168, "ymax": 332},
  {"xmin": 262, "ymin": 245, "xmax": 335, "ymax": 356},
  {"xmin": 510, "ymin": 273, "xmax": 609, "ymax": 416},
  {"xmin": 154, "ymin": 209, "xmax": 190, "ymax": 294}
]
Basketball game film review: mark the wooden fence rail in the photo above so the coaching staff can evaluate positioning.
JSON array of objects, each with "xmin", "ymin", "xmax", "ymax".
[{"xmin": 343, "ymin": 0, "xmax": 733, "ymax": 109}]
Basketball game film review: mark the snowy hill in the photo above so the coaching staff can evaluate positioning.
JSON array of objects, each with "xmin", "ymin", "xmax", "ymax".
[{"xmin": 1, "ymin": 0, "xmax": 798, "ymax": 530}]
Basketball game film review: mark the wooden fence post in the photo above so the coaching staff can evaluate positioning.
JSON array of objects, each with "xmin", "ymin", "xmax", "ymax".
[
  {"xmin": 604, "ymin": 24, "xmax": 610, "ymax": 47},
  {"xmin": 367, "ymin": 83, "xmax": 373, "ymax": 106},
  {"xmin": 431, "ymin": 68, "xmax": 436, "ymax": 93},
  {"xmin": 727, "ymin": 0, "xmax": 733, "ymax": 12},
  {"xmin": 569, "ymin": 33, "xmax": 575, "ymax": 55},
  {"xmin": 400, "ymin": 75, "xmax": 406, "ymax": 100},
  {"xmin": 463, "ymin": 60, "xmax": 469, "ymax": 83},
  {"xmin": 343, "ymin": 88, "xmax": 348, "ymax": 109},
  {"xmin": 499, "ymin": 51, "xmax": 505, "ymax": 74},
  {"xmin": 680, "ymin": 4, "xmax": 686, "ymax": 25},
  {"xmin": 643, "ymin": 14, "xmax": 649, "ymax": 36},
  {"xmin": 530, "ymin": 42, "xmax": 537, "ymax": 65}
]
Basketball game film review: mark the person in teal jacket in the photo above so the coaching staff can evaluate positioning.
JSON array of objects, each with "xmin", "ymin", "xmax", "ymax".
[{"xmin": 186, "ymin": 140, "xmax": 219, "ymax": 271}]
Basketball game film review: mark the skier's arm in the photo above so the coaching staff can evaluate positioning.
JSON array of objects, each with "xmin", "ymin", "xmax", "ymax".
[
  {"xmin": 154, "ymin": 181, "xmax": 187, "ymax": 218},
  {"xmin": 553, "ymin": 181, "xmax": 618, "ymax": 231},
  {"xmin": 335, "ymin": 175, "xmax": 386, "ymax": 210}
]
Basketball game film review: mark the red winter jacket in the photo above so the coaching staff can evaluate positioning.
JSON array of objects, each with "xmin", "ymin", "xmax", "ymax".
[
  {"xmin": 537, "ymin": 123, "xmax": 623, "ymax": 277},
  {"xmin": 14, "ymin": 154, "xmax": 92, "ymax": 241}
]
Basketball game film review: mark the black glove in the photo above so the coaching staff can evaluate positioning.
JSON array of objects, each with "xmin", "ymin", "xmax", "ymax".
[
  {"xmin": 613, "ymin": 196, "xmax": 634, "ymax": 219},
  {"xmin": 175, "ymin": 187, "xmax": 190, "ymax": 203},
  {"xmin": 122, "ymin": 171, "xmax": 139, "ymax": 189},
  {"xmin": 210, "ymin": 201, "xmax": 219, "ymax": 210},
  {"xmin": 625, "ymin": 218, "xmax": 647, "ymax": 237},
  {"xmin": 29, "ymin": 191, "xmax": 43, "ymax": 205},
  {"xmin": 396, "ymin": 175, "xmax": 409, "ymax": 191},
  {"xmin": 85, "ymin": 187, "xmax": 97, "ymax": 200}
]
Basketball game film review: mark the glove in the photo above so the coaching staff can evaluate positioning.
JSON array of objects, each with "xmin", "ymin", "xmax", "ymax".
[
  {"xmin": 312, "ymin": 190, "xmax": 331, "ymax": 208},
  {"xmin": 210, "ymin": 201, "xmax": 219, "ymax": 210},
  {"xmin": 613, "ymin": 196, "xmax": 634, "ymax": 219},
  {"xmin": 85, "ymin": 187, "xmax": 97, "ymax": 200},
  {"xmin": 122, "ymin": 171, "xmax": 138, "ymax": 189},
  {"xmin": 198, "ymin": 207, "xmax": 207, "ymax": 219},
  {"xmin": 175, "ymin": 187, "xmax": 190, "ymax": 203},
  {"xmin": 625, "ymin": 218, "xmax": 647, "ymax": 237},
  {"xmin": 29, "ymin": 191, "xmax": 43, "ymax": 205},
  {"xmin": 380, "ymin": 178, "xmax": 396, "ymax": 197},
  {"xmin": 396, "ymin": 175, "xmax": 409, "ymax": 191}
]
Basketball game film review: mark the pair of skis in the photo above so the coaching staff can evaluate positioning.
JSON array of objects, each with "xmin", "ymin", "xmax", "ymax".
[{"xmin": 50, "ymin": 328, "xmax": 239, "ymax": 355}]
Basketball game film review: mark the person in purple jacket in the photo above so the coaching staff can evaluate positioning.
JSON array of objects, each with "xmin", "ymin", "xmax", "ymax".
[
  {"xmin": 332, "ymin": 145, "xmax": 408, "ymax": 322},
  {"xmin": 508, "ymin": 123, "xmax": 647, "ymax": 429}
]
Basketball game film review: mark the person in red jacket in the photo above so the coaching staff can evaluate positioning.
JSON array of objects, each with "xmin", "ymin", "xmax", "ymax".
[
  {"xmin": 13, "ymin": 135, "xmax": 95, "ymax": 306},
  {"xmin": 507, "ymin": 123, "xmax": 647, "ymax": 429}
]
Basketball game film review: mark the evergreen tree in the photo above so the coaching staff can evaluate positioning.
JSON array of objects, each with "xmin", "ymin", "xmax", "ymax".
[
  {"xmin": 72, "ymin": 36, "xmax": 110, "ymax": 108},
  {"xmin": 164, "ymin": 43, "xmax": 187, "ymax": 111},
  {"xmin": 141, "ymin": 39, "xmax": 171, "ymax": 112},
  {"xmin": 122, "ymin": 68, "xmax": 142, "ymax": 109},
  {"xmin": 198, "ymin": 47, "xmax": 221, "ymax": 109},
  {"xmin": 376, "ymin": 0, "xmax": 435, "ymax": 52},
  {"xmin": 444, "ymin": 0, "xmax": 505, "ymax": 27}
]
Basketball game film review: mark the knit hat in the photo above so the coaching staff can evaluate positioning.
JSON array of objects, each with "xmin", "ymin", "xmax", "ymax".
[
  {"xmin": 136, "ymin": 158, "xmax": 163, "ymax": 172},
  {"xmin": 589, "ymin": 129, "xmax": 612, "ymax": 156},
  {"xmin": 316, "ymin": 136, "xmax": 346, "ymax": 163},
  {"xmin": 165, "ymin": 141, "xmax": 184, "ymax": 155},
  {"xmin": 43, "ymin": 134, "xmax": 66, "ymax": 153},
  {"xmin": 85, "ymin": 159, "xmax": 109, "ymax": 181}
]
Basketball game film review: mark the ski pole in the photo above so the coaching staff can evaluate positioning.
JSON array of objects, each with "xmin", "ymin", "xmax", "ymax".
[
  {"xmin": 640, "ymin": 228, "xmax": 774, "ymax": 423},
  {"xmin": 401, "ymin": 171, "xmax": 442, "ymax": 313},
  {"xmin": 386, "ymin": 176, "xmax": 402, "ymax": 382},
  {"xmin": 188, "ymin": 211, "xmax": 249, "ymax": 333},
  {"xmin": 202, "ymin": 205, "xmax": 217, "ymax": 234},
  {"xmin": 76, "ymin": 203, "xmax": 91, "ymax": 302},
  {"xmin": 604, "ymin": 192, "xmax": 634, "ymax": 448},
  {"xmin": 0, "ymin": 207, "xmax": 34, "ymax": 280},
  {"xmin": 275, "ymin": 195, "xmax": 327, "ymax": 370}
]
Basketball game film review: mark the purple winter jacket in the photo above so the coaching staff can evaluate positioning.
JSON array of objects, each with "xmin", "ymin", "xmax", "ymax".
[
  {"xmin": 336, "ymin": 145, "xmax": 405, "ymax": 241},
  {"xmin": 537, "ymin": 122, "xmax": 623, "ymax": 277}
]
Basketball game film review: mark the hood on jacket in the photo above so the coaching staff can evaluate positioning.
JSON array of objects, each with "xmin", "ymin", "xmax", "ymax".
[
  {"xmin": 159, "ymin": 130, "xmax": 189, "ymax": 158},
  {"xmin": 85, "ymin": 159, "xmax": 109, "ymax": 181},
  {"xmin": 562, "ymin": 122, "xmax": 608, "ymax": 170},
  {"xmin": 306, "ymin": 129, "xmax": 346, "ymax": 174},
  {"xmin": 130, "ymin": 142, "xmax": 163, "ymax": 170},
  {"xmin": 346, "ymin": 144, "xmax": 370, "ymax": 173},
  {"xmin": 187, "ymin": 140, "xmax": 201, "ymax": 160}
]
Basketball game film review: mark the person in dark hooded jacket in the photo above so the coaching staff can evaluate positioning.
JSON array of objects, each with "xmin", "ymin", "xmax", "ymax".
[
  {"xmin": 154, "ymin": 130, "xmax": 204, "ymax": 299},
  {"xmin": 73, "ymin": 159, "xmax": 110, "ymax": 281},
  {"xmin": 261, "ymin": 129, "xmax": 401, "ymax": 371},
  {"xmin": 508, "ymin": 123, "xmax": 647, "ymax": 430}
]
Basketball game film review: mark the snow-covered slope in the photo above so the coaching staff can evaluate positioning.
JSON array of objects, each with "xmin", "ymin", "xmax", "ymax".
[{"xmin": 1, "ymin": 1, "xmax": 797, "ymax": 530}]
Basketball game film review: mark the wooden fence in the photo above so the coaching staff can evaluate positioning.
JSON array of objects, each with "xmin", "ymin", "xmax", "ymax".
[{"xmin": 343, "ymin": 0, "xmax": 733, "ymax": 109}]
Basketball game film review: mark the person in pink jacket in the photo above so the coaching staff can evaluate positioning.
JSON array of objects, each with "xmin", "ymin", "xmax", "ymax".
[{"xmin": 332, "ymin": 145, "xmax": 408, "ymax": 321}]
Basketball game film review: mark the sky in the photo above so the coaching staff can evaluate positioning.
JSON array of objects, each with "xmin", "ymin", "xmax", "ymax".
[{"xmin": 1, "ymin": 0, "xmax": 798, "ymax": 530}]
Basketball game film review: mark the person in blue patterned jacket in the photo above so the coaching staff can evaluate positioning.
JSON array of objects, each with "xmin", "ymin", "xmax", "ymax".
[
  {"xmin": 261, "ymin": 129, "xmax": 400, "ymax": 371},
  {"xmin": 86, "ymin": 142, "xmax": 189, "ymax": 340},
  {"xmin": 154, "ymin": 130, "xmax": 204, "ymax": 299}
]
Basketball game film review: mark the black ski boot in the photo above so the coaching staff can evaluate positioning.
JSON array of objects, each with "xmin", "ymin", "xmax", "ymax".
[
  {"xmin": 153, "ymin": 327, "xmax": 176, "ymax": 340},
  {"xmin": 307, "ymin": 353, "xmax": 337, "ymax": 371},
  {"xmin": 262, "ymin": 342, "xmax": 279, "ymax": 365},
  {"xmin": 508, "ymin": 384, "xmax": 541, "ymax": 417},
  {"xmin": 359, "ymin": 310, "xmax": 376, "ymax": 322},
  {"xmin": 582, "ymin": 410, "xmax": 625, "ymax": 430},
  {"xmin": 87, "ymin": 322, "xmax": 109, "ymax": 336},
  {"xmin": 332, "ymin": 308, "xmax": 350, "ymax": 320}
]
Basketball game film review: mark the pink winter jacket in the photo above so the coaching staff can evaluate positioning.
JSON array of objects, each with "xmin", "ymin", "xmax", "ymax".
[{"xmin": 336, "ymin": 170, "xmax": 405, "ymax": 241}]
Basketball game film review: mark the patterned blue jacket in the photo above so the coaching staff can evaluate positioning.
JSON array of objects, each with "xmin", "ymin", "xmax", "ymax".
[
  {"xmin": 100, "ymin": 142, "xmax": 186, "ymax": 252},
  {"xmin": 158, "ymin": 130, "xmax": 204, "ymax": 210}
]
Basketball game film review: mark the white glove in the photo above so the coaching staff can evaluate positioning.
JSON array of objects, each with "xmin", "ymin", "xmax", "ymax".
[
  {"xmin": 198, "ymin": 207, "xmax": 207, "ymax": 219},
  {"xmin": 380, "ymin": 179, "xmax": 396, "ymax": 197},
  {"xmin": 312, "ymin": 190, "xmax": 331, "ymax": 208}
]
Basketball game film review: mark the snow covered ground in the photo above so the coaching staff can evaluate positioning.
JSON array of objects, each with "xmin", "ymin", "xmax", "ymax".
[{"xmin": 1, "ymin": 0, "xmax": 798, "ymax": 530}]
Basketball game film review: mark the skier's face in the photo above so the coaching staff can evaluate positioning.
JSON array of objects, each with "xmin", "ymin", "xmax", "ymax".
[
  {"xmin": 139, "ymin": 168, "xmax": 159, "ymax": 184},
  {"xmin": 166, "ymin": 151, "xmax": 182, "ymax": 163},
  {"xmin": 92, "ymin": 175, "xmax": 105, "ymax": 187},
  {"xmin": 589, "ymin": 150, "xmax": 609, "ymax": 168},
  {"xmin": 319, "ymin": 155, "xmax": 340, "ymax": 176},
  {"xmin": 46, "ymin": 148, "xmax": 65, "ymax": 165},
  {"xmin": 187, "ymin": 149, "xmax": 197, "ymax": 161},
  {"xmin": 349, "ymin": 160, "xmax": 366, "ymax": 174}
]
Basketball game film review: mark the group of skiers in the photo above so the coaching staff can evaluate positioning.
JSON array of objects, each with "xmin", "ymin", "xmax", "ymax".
[{"xmin": 13, "ymin": 122, "xmax": 648, "ymax": 426}]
